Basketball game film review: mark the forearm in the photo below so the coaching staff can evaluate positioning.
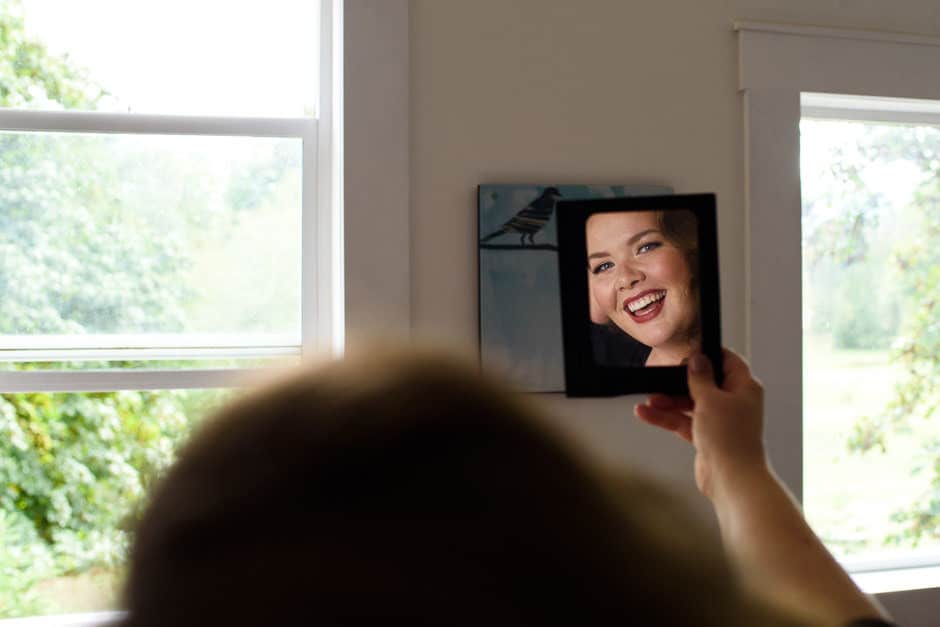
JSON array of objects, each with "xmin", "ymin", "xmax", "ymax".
[
  {"xmin": 639, "ymin": 351, "xmax": 892, "ymax": 625},
  {"xmin": 710, "ymin": 463, "xmax": 887, "ymax": 625}
]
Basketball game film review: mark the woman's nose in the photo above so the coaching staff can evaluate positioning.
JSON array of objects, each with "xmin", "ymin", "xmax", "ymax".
[{"xmin": 616, "ymin": 265, "xmax": 644, "ymax": 290}]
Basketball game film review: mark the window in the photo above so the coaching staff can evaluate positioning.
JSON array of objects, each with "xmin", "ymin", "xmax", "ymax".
[
  {"xmin": 0, "ymin": 0, "xmax": 341, "ymax": 622},
  {"xmin": 800, "ymin": 94, "xmax": 940, "ymax": 569},
  {"xmin": 738, "ymin": 21, "xmax": 940, "ymax": 602}
]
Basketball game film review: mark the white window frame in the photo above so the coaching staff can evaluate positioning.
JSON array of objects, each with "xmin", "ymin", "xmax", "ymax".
[
  {"xmin": 0, "ymin": 0, "xmax": 413, "ymax": 623},
  {"xmin": 0, "ymin": 1, "xmax": 343, "ymax": 393},
  {"xmin": 0, "ymin": 1, "xmax": 355, "ymax": 625},
  {"xmin": 738, "ymin": 20, "xmax": 940, "ymax": 599}
]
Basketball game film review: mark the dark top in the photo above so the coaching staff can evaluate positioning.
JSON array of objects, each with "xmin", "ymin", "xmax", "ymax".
[{"xmin": 589, "ymin": 323, "xmax": 651, "ymax": 367}]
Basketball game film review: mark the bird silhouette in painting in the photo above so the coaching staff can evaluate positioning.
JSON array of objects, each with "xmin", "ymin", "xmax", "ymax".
[{"xmin": 480, "ymin": 187, "xmax": 563, "ymax": 246}]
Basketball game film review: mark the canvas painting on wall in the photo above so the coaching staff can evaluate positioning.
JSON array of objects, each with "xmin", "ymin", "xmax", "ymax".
[{"xmin": 478, "ymin": 183, "xmax": 673, "ymax": 392}]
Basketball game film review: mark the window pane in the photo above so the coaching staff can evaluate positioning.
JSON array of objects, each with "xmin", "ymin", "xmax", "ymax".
[
  {"xmin": 0, "ymin": 388, "xmax": 228, "ymax": 618},
  {"xmin": 0, "ymin": 130, "xmax": 302, "ymax": 343},
  {"xmin": 12, "ymin": 0, "xmax": 319, "ymax": 117},
  {"xmin": 801, "ymin": 116, "xmax": 940, "ymax": 562},
  {"xmin": 0, "ymin": 358, "xmax": 299, "ymax": 372}
]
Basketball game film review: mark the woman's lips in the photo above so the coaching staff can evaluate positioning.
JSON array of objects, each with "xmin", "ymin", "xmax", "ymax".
[{"xmin": 623, "ymin": 289, "xmax": 666, "ymax": 323}]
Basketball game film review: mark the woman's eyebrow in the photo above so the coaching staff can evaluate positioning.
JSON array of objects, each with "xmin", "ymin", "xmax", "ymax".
[
  {"xmin": 586, "ymin": 228, "xmax": 662, "ymax": 260},
  {"xmin": 626, "ymin": 228, "xmax": 660, "ymax": 246}
]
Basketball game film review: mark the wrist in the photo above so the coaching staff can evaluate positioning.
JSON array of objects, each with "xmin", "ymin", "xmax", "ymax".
[{"xmin": 702, "ymin": 452, "xmax": 775, "ymax": 507}]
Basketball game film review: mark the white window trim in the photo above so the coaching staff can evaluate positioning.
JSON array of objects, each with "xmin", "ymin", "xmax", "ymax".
[
  {"xmin": 737, "ymin": 20, "xmax": 940, "ymax": 597},
  {"xmin": 0, "ymin": 333, "xmax": 300, "ymax": 361},
  {"xmin": 0, "ymin": 108, "xmax": 317, "ymax": 391},
  {"xmin": 0, "ymin": 109, "xmax": 314, "ymax": 137},
  {"xmin": 0, "ymin": 610, "xmax": 124, "ymax": 627},
  {"xmin": 802, "ymin": 92, "xmax": 940, "ymax": 125},
  {"xmin": 341, "ymin": 0, "xmax": 411, "ymax": 339},
  {"xmin": 316, "ymin": 0, "xmax": 345, "ymax": 356}
]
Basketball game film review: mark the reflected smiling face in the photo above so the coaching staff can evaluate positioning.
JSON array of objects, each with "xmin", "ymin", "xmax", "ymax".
[{"xmin": 586, "ymin": 211, "xmax": 697, "ymax": 356}]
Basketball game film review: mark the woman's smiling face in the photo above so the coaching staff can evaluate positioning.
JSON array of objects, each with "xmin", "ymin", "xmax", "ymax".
[{"xmin": 586, "ymin": 211, "xmax": 696, "ymax": 352}]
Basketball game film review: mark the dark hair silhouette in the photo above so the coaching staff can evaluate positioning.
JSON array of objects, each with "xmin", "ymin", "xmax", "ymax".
[{"xmin": 119, "ymin": 345, "xmax": 802, "ymax": 627}]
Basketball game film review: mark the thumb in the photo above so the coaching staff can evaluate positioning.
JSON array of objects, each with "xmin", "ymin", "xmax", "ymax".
[{"xmin": 686, "ymin": 352, "xmax": 718, "ymax": 401}]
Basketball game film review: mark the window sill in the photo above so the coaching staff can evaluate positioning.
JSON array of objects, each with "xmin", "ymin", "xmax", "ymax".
[
  {"xmin": 853, "ymin": 565, "xmax": 940, "ymax": 595},
  {"xmin": 0, "ymin": 611, "xmax": 124, "ymax": 627}
]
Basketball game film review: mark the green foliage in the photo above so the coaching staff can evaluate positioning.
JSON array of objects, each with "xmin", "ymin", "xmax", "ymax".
[
  {"xmin": 802, "ymin": 124, "xmax": 903, "ymax": 350},
  {"xmin": 845, "ymin": 413, "xmax": 888, "ymax": 455},
  {"xmin": 0, "ymin": 510, "xmax": 55, "ymax": 617},
  {"xmin": 0, "ymin": 132, "xmax": 195, "ymax": 335},
  {"xmin": 804, "ymin": 236, "xmax": 903, "ymax": 352},
  {"xmin": 883, "ymin": 180, "xmax": 940, "ymax": 544},
  {"xmin": 0, "ymin": 391, "xmax": 192, "ymax": 565},
  {"xmin": 887, "ymin": 437, "xmax": 940, "ymax": 547},
  {"xmin": 0, "ymin": 3, "xmax": 204, "ymax": 617},
  {"xmin": 0, "ymin": 385, "xmax": 221, "ymax": 617},
  {"xmin": 802, "ymin": 128, "xmax": 886, "ymax": 267},
  {"xmin": 829, "ymin": 263, "xmax": 901, "ymax": 350},
  {"xmin": 0, "ymin": 1, "xmax": 104, "ymax": 110},
  {"xmin": 226, "ymin": 142, "xmax": 300, "ymax": 212}
]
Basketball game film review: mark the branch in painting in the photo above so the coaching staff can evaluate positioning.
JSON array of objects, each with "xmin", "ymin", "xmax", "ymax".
[{"xmin": 478, "ymin": 243, "xmax": 559, "ymax": 251}]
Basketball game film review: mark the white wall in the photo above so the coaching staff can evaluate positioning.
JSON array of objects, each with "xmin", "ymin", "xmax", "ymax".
[
  {"xmin": 410, "ymin": 0, "xmax": 940, "ymax": 346},
  {"xmin": 404, "ymin": 1, "xmax": 940, "ymax": 623},
  {"xmin": 406, "ymin": 0, "xmax": 940, "ymax": 485},
  {"xmin": 411, "ymin": 0, "xmax": 743, "ymax": 492}
]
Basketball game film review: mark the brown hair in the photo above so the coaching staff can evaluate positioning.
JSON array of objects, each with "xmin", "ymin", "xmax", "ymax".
[
  {"xmin": 658, "ymin": 208, "xmax": 699, "ymax": 285},
  {"xmin": 120, "ymin": 344, "xmax": 804, "ymax": 627},
  {"xmin": 659, "ymin": 208, "xmax": 701, "ymax": 344}
]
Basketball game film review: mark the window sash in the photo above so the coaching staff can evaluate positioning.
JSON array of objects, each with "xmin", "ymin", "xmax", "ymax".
[
  {"xmin": 0, "ymin": 333, "xmax": 300, "ymax": 362},
  {"xmin": 0, "ymin": 108, "xmax": 315, "ymax": 137},
  {"xmin": 802, "ymin": 92, "xmax": 940, "ymax": 125},
  {"xmin": 0, "ymin": 109, "xmax": 326, "ymax": 391},
  {"xmin": 0, "ymin": 367, "xmax": 264, "ymax": 392}
]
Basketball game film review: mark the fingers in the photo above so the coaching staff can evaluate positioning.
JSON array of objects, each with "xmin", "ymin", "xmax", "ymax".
[
  {"xmin": 686, "ymin": 352, "xmax": 718, "ymax": 402},
  {"xmin": 719, "ymin": 348, "xmax": 764, "ymax": 393},
  {"xmin": 684, "ymin": 348, "xmax": 760, "ymax": 400},
  {"xmin": 635, "ymin": 348, "xmax": 759, "ymax": 448},
  {"xmin": 647, "ymin": 394, "xmax": 694, "ymax": 412},
  {"xmin": 634, "ymin": 403, "xmax": 693, "ymax": 443}
]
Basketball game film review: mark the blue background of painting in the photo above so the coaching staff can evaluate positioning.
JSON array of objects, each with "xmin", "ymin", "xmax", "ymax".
[{"xmin": 478, "ymin": 183, "xmax": 673, "ymax": 391}]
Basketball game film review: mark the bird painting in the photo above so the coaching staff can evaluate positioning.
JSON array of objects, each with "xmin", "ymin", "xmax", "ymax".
[
  {"xmin": 478, "ymin": 183, "xmax": 673, "ymax": 392},
  {"xmin": 479, "ymin": 187, "xmax": 563, "ymax": 246}
]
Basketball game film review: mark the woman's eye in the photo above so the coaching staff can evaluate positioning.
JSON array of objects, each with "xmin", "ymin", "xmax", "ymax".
[
  {"xmin": 591, "ymin": 261, "xmax": 613, "ymax": 274},
  {"xmin": 637, "ymin": 241, "xmax": 663, "ymax": 255}
]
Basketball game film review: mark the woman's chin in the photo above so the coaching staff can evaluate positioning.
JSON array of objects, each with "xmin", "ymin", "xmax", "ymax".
[
  {"xmin": 646, "ymin": 349, "xmax": 690, "ymax": 367},
  {"xmin": 614, "ymin": 322, "xmax": 669, "ymax": 350}
]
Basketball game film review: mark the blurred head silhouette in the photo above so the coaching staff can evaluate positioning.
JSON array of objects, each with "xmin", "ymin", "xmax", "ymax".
[{"xmin": 119, "ymin": 344, "xmax": 797, "ymax": 627}]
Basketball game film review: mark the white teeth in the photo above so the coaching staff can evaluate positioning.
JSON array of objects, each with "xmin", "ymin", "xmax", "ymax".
[{"xmin": 627, "ymin": 290, "xmax": 666, "ymax": 313}]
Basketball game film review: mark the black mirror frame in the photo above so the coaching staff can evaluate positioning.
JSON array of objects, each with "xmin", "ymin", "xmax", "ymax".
[{"xmin": 556, "ymin": 193, "xmax": 723, "ymax": 397}]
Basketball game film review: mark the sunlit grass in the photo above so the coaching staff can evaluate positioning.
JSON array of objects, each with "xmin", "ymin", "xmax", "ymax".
[{"xmin": 803, "ymin": 333, "xmax": 940, "ymax": 558}]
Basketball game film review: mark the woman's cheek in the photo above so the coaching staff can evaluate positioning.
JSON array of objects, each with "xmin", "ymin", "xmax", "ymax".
[
  {"xmin": 588, "ymin": 277, "xmax": 613, "ymax": 317},
  {"xmin": 662, "ymin": 248, "xmax": 689, "ymax": 284},
  {"xmin": 588, "ymin": 278, "xmax": 607, "ymax": 324},
  {"xmin": 599, "ymin": 276, "xmax": 618, "ymax": 314}
]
